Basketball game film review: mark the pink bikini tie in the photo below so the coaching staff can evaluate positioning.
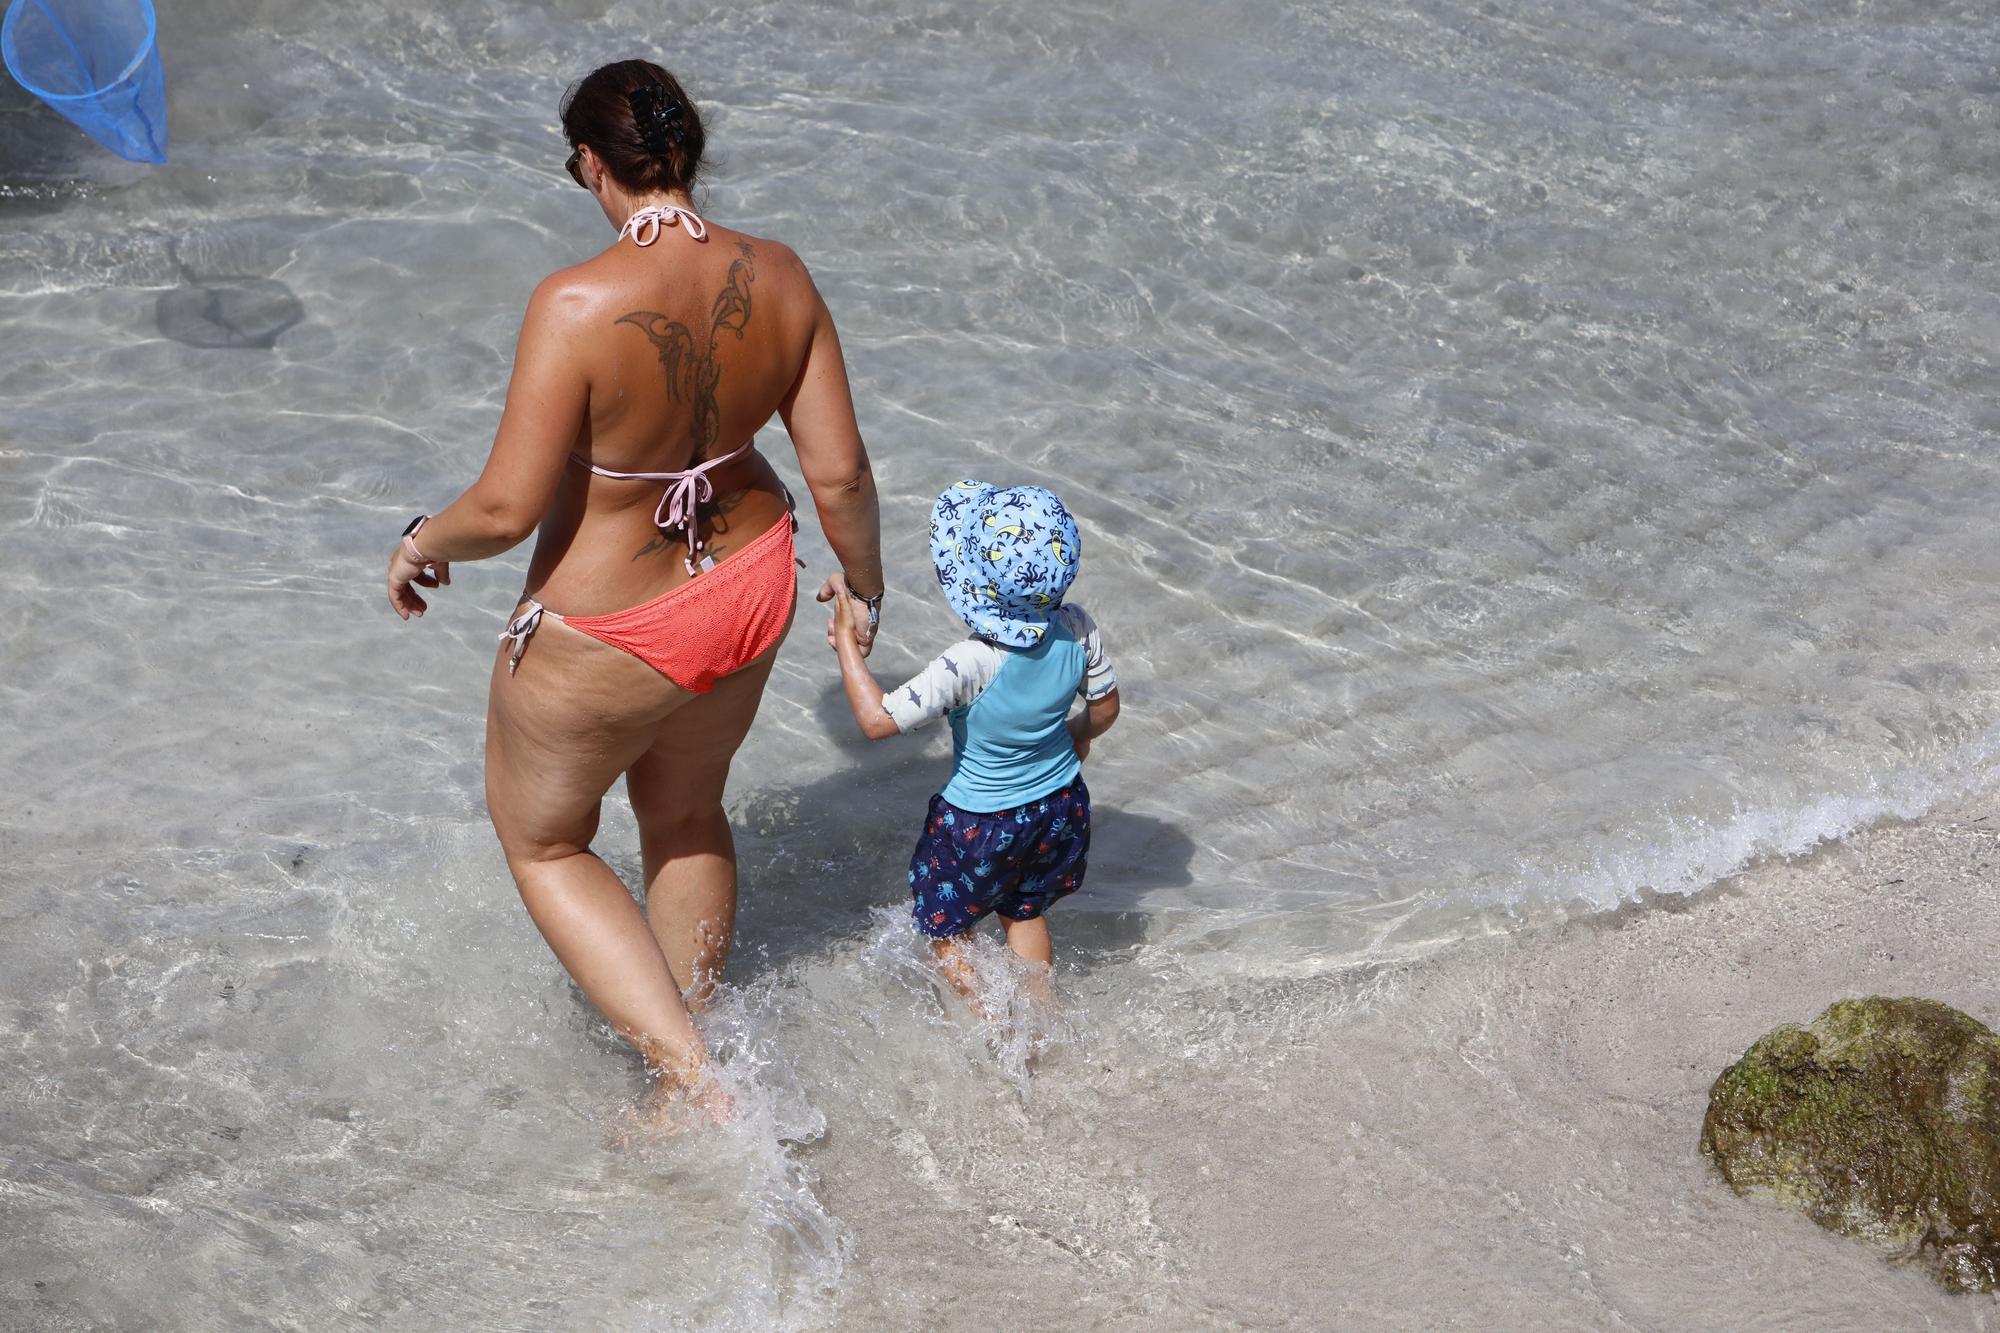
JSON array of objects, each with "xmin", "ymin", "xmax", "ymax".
[
  {"xmin": 618, "ymin": 205, "xmax": 707, "ymax": 247},
  {"xmin": 574, "ymin": 437, "xmax": 755, "ymax": 573}
]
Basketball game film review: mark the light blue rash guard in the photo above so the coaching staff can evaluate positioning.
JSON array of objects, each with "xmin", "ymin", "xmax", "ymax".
[{"xmin": 882, "ymin": 603, "xmax": 1117, "ymax": 814}]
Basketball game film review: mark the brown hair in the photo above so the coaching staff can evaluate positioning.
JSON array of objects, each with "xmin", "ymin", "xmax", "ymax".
[{"xmin": 560, "ymin": 60, "xmax": 707, "ymax": 195}]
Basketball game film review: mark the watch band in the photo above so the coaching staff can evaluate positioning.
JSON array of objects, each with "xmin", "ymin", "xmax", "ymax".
[{"xmin": 401, "ymin": 514, "xmax": 433, "ymax": 564}]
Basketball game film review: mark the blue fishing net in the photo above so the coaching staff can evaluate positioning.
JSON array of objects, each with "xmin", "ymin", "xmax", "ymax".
[{"xmin": 3, "ymin": 0, "xmax": 166, "ymax": 163}]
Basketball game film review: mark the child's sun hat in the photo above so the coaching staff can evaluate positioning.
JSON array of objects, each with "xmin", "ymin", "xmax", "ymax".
[{"xmin": 928, "ymin": 480, "xmax": 1081, "ymax": 647}]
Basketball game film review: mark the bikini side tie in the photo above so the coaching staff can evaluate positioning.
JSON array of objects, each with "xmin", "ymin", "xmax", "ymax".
[
  {"xmin": 619, "ymin": 205, "xmax": 707, "ymax": 247},
  {"xmin": 500, "ymin": 600, "xmax": 548, "ymax": 674}
]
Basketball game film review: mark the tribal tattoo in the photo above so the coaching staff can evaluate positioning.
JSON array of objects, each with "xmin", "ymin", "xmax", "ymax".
[
  {"xmin": 614, "ymin": 240, "xmax": 757, "ymax": 463},
  {"xmin": 617, "ymin": 241, "xmax": 759, "ymax": 562}
]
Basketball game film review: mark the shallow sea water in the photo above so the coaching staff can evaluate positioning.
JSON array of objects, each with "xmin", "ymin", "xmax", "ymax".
[{"xmin": 4, "ymin": 0, "xmax": 1999, "ymax": 1326}]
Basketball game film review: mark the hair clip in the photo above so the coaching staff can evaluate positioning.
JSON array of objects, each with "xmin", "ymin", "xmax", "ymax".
[{"xmin": 626, "ymin": 83, "xmax": 687, "ymax": 157}]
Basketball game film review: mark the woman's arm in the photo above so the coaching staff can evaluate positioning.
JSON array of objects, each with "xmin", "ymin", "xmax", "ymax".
[
  {"xmin": 388, "ymin": 277, "xmax": 589, "ymax": 619},
  {"xmin": 778, "ymin": 269, "xmax": 885, "ymax": 652}
]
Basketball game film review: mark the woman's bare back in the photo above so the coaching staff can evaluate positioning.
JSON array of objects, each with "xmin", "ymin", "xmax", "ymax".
[{"xmin": 522, "ymin": 219, "xmax": 824, "ymax": 615}]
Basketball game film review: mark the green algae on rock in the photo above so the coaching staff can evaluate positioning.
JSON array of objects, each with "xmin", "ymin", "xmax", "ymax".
[{"xmin": 1701, "ymin": 997, "xmax": 2000, "ymax": 1293}]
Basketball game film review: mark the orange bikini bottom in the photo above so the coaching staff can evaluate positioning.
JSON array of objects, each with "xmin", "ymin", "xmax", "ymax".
[{"xmin": 500, "ymin": 513, "xmax": 797, "ymax": 693}]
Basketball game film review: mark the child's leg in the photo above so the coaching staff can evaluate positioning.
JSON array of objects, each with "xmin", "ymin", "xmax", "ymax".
[
  {"xmin": 999, "ymin": 914, "xmax": 1051, "ymax": 965},
  {"xmin": 929, "ymin": 933, "xmax": 985, "ymax": 1013},
  {"xmin": 999, "ymin": 914, "xmax": 1058, "ymax": 1010}
]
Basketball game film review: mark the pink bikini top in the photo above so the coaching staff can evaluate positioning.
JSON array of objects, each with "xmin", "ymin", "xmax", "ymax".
[{"xmin": 572, "ymin": 203, "xmax": 748, "ymax": 573}]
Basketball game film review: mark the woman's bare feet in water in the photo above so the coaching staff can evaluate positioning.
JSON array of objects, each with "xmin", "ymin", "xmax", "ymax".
[
  {"xmin": 653, "ymin": 1066, "xmax": 737, "ymax": 1126},
  {"xmin": 611, "ymin": 1043, "xmax": 739, "ymax": 1141},
  {"xmin": 612, "ymin": 1072, "xmax": 736, "ymax": 1144}
]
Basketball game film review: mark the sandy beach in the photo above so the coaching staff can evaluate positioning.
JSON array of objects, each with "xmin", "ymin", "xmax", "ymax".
[{"xmin": 818, "ymin": 792, "xmax": 2000, "ymax": 1331}]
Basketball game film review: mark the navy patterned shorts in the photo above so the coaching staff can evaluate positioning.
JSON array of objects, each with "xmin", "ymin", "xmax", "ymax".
[{"xmin": 907, "ymin": 780, "xmax": 1091, "ymax": 938}]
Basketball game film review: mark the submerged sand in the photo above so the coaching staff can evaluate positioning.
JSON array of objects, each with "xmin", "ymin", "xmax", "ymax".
[{"xmin": 823, "ymin": 793, "xmax": 2000, "ymax": 1330}]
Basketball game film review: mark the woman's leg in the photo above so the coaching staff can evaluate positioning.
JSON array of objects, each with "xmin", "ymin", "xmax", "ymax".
[
  {"xmin": 484, "ymin": 622, "xmax": 714, "ymax": 1090},
  {"xmin": 624, "ymin": 639, "xmax": 785, "ymax": 1008}
]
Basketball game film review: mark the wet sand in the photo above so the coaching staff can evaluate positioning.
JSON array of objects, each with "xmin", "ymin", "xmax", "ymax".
[{"xmin": 826, "ymin": 793, "xmax": 2000, "ymax": 1330}]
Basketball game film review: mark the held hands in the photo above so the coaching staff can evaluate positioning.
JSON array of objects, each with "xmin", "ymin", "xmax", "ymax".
[
  {"xmin": 388, "ymin": 544, "xmax": 450, "ymax": 621},
  {"xmin": 816, "ymin": 571, "xmax": 875, "ymax": 657}
]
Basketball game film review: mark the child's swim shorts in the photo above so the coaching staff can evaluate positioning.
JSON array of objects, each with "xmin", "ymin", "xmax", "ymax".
[{"xmin": 906, "ymin": 779, "xmax": 1091, "ymax": 938}]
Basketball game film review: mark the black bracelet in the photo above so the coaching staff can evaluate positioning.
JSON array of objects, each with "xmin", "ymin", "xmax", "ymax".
[{"xmin": 846, "ymin": 585, "xmax": 884, "ymax": 634}]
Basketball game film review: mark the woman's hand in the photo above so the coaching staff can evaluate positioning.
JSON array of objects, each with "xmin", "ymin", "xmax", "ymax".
[
  {"xmin": 816, "ymin": 573, "xmax": 875, "ymax": 657},
  {"xmin": 385, "ymin": 274, "xmax": 591, "ymax": 623},
  {"xmin": 388, "ymin": 544, "xmax": 450, "ymax": 621}
]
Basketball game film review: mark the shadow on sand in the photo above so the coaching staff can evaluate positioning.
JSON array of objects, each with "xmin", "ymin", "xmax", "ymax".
[{"xmin": 609, "ymin": 676, "xmax": 1196, "ymax": 986}]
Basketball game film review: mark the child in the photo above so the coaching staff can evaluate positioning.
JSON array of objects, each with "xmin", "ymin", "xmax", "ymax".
[{"xmin": 827, "ymin": 480, "xmax": 1120, "ymax": 1009}]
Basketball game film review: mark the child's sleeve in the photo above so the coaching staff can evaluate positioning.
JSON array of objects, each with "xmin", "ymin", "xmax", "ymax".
[
  {"xmin": 1058, "ymin": 605, "xmax": 1118, "ymax": 700},
  {"xmin": 880, "ymin": 639, "xmax": 1006, "ymax": 733}
]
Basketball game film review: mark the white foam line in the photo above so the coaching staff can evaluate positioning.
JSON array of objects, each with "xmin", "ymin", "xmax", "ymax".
[{"xmin": 1495, "ymin": 725, "xmax": 2000, "ymax": 914}]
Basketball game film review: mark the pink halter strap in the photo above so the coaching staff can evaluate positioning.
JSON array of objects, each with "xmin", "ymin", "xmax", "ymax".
[
  {"xmin": 572, "ymin": 437, "xmax": 756, "ymax": 572},
  {"xmin": 619, "ymin": 205, "xmax": 707, "ymax": 247}
]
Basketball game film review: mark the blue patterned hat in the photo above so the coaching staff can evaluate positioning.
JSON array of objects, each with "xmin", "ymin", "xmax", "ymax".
[{"xmin": 928, "ymin": 480, "xmax": 1081, "ymax": 647}]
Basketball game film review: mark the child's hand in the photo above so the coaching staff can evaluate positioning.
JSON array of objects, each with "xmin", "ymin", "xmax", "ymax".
[
  {"xmin": 824, "ymin": 571, "xmax": 858, "ymax": 651},
  {"xmin": 824, "ymin": 572, "xmax": 900, "ymax": 740}
]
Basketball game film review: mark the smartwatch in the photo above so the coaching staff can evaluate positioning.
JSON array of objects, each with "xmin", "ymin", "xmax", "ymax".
[{"xmin": 401, "ymin": 514, "xmax": 433, "ymax": 563}]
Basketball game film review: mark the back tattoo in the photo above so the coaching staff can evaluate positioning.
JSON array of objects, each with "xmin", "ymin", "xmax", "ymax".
[{"xmin": 614, "ymin": 240, "xmax": 757, "ymax": 463}]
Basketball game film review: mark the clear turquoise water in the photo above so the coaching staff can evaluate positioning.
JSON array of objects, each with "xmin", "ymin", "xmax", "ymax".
[{"xmin": 4, "ymin": 0, "xmax": 1998, "ymax": 1325}]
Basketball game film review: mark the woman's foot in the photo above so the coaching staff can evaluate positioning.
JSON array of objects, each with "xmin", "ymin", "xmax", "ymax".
[{"xmin": 614, "ymin": 1069, "xmax": 737, "ymax": 1142}]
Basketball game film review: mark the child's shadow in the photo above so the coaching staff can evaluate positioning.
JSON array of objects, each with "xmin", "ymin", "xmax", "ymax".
[{"xmin": 722, "ymin": 679, "xmax": 1192, "ymax": 979}]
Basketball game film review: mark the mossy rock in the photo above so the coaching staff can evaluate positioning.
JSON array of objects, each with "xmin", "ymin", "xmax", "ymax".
[{"xmin": 1701, "ymin": 997, "xmax": 2000, "ymax": 1292}]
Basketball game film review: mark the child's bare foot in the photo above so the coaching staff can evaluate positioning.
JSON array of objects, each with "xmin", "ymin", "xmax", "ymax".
[
  {"xmin": 1017, "ymin": 958, "xmax": 1059, "ymax": 1013},
  {"xmin": 930, "ymin": 934, "xmax": 994, "ymax": 1020}
]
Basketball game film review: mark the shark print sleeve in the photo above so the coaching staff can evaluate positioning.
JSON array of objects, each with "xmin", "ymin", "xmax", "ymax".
[
  {"xmin": 882, "ymin": 637, "xmax": 1008, "ymax": 733},
  {"xmin": 1055, "ymin": 604, "xmax": 1118, "ymax": 700}
]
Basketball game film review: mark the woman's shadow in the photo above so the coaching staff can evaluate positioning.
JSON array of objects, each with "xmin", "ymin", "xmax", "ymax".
[{"xmin": 717, "ymin": 678, "xmax": 1195, "ymax": 978}]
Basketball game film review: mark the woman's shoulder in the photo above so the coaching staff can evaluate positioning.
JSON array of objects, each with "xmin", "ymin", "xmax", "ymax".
[
  {"xmin": 516, "ymin": 220, "xmax": 827, "ymax": 353},
  {"xmin": 512, "ymin": 262, "xmax": 611, "ymax": 337},
  {"xmin": 705, "ymin": 224, "xmax": 818, "ymax": 292}
]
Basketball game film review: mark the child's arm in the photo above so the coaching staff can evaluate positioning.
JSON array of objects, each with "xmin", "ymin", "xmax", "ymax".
[
  {"xmin": 829, "ymin": 573, "xmax": 900, "ymax": 739},
  {"xmin": 1059, "ymin": 602, "xmax": 1121, "ymax": 763},
  {"xmin": 1068, "ymin": 688, "xmax": 1120, "ymax": 763}
]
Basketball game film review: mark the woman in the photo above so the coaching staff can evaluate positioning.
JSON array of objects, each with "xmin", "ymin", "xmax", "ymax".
[{"xmin": 386, "ymin": 60, "xmax": 885, "ymax": 1115}]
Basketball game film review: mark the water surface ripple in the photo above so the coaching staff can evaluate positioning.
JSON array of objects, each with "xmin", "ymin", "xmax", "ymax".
[{"xmin": 3, "ymin": 0, "xmax": 1998, "ymax": 1325}]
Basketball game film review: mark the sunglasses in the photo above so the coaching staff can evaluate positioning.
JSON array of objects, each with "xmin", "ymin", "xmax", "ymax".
[{"xmin": 565, "ymin": 146, "xmax": 586, "ymax": 189}]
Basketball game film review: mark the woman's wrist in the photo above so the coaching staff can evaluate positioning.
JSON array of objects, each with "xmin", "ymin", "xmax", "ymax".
[
  {"xmin": 401, "ymin": 514, "xmax": 434, "ymax": 564},
  {"xmin": 843, "ymin": 579, "xmax": 884, "ymax": 633},
  {"xmin": 842, "ymin": 572, "xmax": 883, "ymax": 597}
]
